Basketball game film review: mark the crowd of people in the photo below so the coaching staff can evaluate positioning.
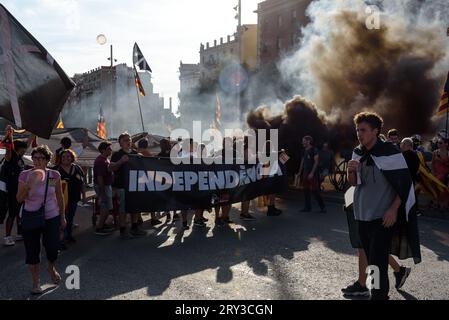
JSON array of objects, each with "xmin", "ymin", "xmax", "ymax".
[
  {"xmin": 0, "ymin": 116, "xmax": 447, "ymax": 298},
  {"xmin": 0, "ymin": 127, "xmax": 287, "ymax": 294}
]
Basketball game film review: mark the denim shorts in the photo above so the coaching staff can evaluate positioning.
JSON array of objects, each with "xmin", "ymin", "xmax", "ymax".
[{"xmin": 94, "ymin": 185, "xmax": 113, "ymax": 210}]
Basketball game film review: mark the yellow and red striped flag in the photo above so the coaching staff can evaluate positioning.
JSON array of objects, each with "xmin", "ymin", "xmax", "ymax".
[
  {"xmin": 134, "ymin": 69, "xmax": 146, "ymax": 97},
  {"xmin": 96, "ymin": 108, "xmax": 107, "ymax": 139},
  {"xmin": 436, "ymin": 72, "xmax": 449, "ymax": 118}
]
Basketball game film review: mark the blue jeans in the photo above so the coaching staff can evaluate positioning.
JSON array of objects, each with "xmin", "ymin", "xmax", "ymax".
[{"xmin": 64, "ymin": 201, "xmax": 79, "ymax": 239}]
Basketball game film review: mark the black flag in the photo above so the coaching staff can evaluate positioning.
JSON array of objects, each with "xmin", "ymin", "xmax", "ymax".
[
  {"xmin": 0, "ymin": 4, "xmax": 75, "ymax": 138},
  {"xmin": 133, "ymin": 43, "xmax": 152, "ymax": 73}
]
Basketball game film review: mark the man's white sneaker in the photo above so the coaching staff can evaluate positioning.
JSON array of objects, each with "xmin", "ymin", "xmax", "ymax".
[{"xmin": 4, "ymin": 236, "xmax": 15, "ymax": 247}]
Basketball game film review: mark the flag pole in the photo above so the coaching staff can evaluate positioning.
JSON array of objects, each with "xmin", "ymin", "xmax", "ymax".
[{"xmin": 133, "ymin": 67, "xmax": 146, "ymax": 132}]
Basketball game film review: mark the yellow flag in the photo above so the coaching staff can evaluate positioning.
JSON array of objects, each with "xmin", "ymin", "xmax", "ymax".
[{"xmin": 57, "ymin": 114, "xmax": 64, "ymax": 129}]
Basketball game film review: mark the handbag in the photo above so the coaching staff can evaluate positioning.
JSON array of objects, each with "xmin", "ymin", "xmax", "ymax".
[{"xmin": 21, "ymin": 170, "xmax": 50, "ymax": 232}]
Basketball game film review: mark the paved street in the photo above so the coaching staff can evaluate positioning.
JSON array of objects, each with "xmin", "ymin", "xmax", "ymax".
[{"xmin": 1, "ymin": 190, "xmax": 449, "ymax": 300}]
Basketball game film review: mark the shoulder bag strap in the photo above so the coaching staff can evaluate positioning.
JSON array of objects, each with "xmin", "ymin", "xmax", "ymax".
[{"xmin": 42, "ymin": 170, "xmax": 50, "ymax": 209}]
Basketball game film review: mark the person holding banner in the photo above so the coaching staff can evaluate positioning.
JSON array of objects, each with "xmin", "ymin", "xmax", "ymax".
[
  {"xmin": 157, "ymin": 139, "xmax": 179, "ymax": 223},
  {"xmin": 239, "ymin": 136, "xmax": 256, "ymax": 221},
  {"xmin": 178, "ymin": 139, "xmax": 205, "ymax": 230},
  {"xmin": 110, "ymin": 133, "xmax": 146, "ymax": 239},
  {"xmin": 261, "ymin": 140, "xmax": 283, "ymax": 217},
  {"xmin": 137, "ymin": 138, "xmax": 162, "ymax": 226},
  {"xmin": 93, "ymin": 142, "xmax": 115, "ymax": 235},
  {"xmin": 213, "ymin": 137, "xmax": 235, "ymax": 226}
]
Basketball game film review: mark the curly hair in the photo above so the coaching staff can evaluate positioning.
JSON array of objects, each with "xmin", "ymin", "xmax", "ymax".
[
  {"xmin": 353, "ymin": 112, "xmax": 383, "ymax": 136},
  {"xmin": 31, "ymin": 145, "xmax": 53, "ymax": 161}
]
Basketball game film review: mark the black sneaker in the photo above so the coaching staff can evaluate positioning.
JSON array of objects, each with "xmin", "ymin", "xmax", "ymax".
[
  {"xmin": 193, "ymin": 220, "xmax": 206, "ymax": 227},
  {"xmin": 341, "ymin": 281, "xmax": 370, "ymax": 297},
  {"xmin": 130, "ymin": 228, "xmax": 147, "ymax": 237},
  {"xmin": 240, "ymin": 214, "xmax": 256, "ymax": 221},
  {"xmin": 65, "ymin": 237, "xmax": 76, "ymax": 244},
  {"xmin": 267, "ymin": 208, "xmax": 282, "ymax": 216},
  {"xmin": 394, "ymin": 266, "xmax": 411, "ymax": 289},
  {"xmin": 223, "ymin": 217, "xmax": 234, "ymax": 224},
  {"xmin": 215, "ymin": 218, "xmax": 224, "ymax": 227},
  {"xmin": 103, "ymin": 225, "xmax": 115, "ymax": 232},
  {"xmin": 182, "ymin": 222, "xmax": 190, "ymax": 230},
  {"xmin": 95, "ymin": 228, "xmax": 114, "ymax": 236},
  {"xmin": 151, "ymin": 219, "xmax": 163, "ymax": 226}
]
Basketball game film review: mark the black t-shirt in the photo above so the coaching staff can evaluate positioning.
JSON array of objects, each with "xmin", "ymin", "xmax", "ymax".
[
  {"xmin": 303, "ymin": 148, "xmax": 318, "ymax": 174},
  {"xmin": 4, "ymin": 151, "xmax": 25, "ymax": 196},
  {"xmin": 111, "ymin": 149, "xmax": 138, "ymax": 189},
  {"xmin": 403, "ymin": 150, "xmax": 420, "ymax": 183},
  {"xmin": 55, "ymin": 164, "xmax": 85, "ymax": 203},
  {"xmin": 158, "ymin": 150, "xmax": 171, "ymax": 157}
]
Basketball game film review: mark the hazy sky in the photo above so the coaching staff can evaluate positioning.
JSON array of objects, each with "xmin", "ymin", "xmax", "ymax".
[{"xmin": 2, "ymin": 0, "xmax": 262, "ymax": 112}]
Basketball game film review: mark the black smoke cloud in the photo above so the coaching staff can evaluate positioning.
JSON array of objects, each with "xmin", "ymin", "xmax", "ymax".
[{"xmin": 277, "ymin": 0, "xmax": 449, "ymax": 137}]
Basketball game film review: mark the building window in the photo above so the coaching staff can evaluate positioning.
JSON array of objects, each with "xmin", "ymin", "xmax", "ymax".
[
  {"xmin": 278, "ymin": 15, "xmax": 282, "ymax": 27},
  {"xmin": 292, "ymin": 10, "xmax": 297, "ymax": 20}
]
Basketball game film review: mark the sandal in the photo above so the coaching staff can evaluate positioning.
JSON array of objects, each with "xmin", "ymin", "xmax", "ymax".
[
  {"xmin": 49, "ymin": 269, "xmax": 62, "ymax": 285},
  {"xmin": 31, "ymin": 286, "xmax": 43, "ymax": 295}
]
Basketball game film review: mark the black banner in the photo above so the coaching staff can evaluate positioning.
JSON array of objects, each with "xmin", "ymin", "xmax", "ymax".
[{"xmin": 124, "ymin": 156, "xmax": 288, "ymax": 213}]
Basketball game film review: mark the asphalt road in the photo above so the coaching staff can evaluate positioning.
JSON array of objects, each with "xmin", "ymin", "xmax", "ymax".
[{"xmin": 1, "ymin": 190, "xmax": 449, "ymax": 300}]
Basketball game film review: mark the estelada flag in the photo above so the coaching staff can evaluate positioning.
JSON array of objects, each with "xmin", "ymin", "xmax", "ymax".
[
  {"xmin": 134, "ymin": 69, "xmax": 146, "ymax": 97},
  {"xmin": 436, "ymin": 72, "xmax": 449, "ymax": 118},
  {"xmin": 133, "ymin": 43, "xmax": 152, "ymax": 73},
  {"xmin": 0, "ymin": 4, "xmax": 75, "ymax": 138}
]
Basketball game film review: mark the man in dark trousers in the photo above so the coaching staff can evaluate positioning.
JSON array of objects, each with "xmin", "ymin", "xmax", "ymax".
[
  {"xmin": 299, "ymin": 136, "xmax": 326, "ymax": 213},
  {"xmin": 347, "ymin": 112, "xmax": 420, "ymax": 300}
]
